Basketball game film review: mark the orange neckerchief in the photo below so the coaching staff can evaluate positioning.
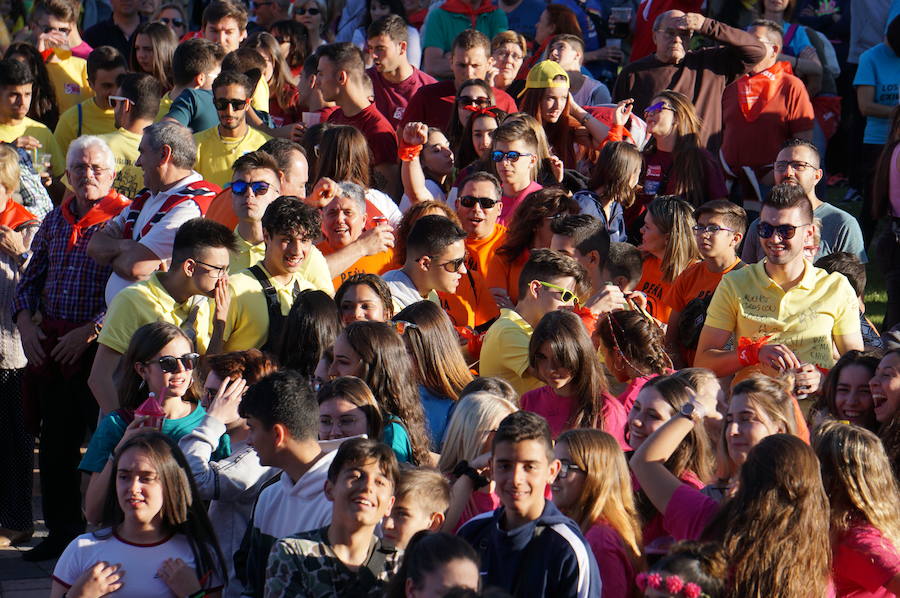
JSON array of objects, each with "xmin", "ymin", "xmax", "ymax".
[
  {"xmin": 736, "ymin": 61, "xmax": 792, "ymax": 122},
  {"xmin": 61, "ymin": 190, "xmax": 131, "ymax": 250},
  {"xmin": 0, "ymin": 199, "xmax": 37, "ymax": 230}
]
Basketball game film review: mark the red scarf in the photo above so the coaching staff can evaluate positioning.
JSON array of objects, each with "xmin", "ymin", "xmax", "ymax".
[
  {"xmin": 0, "ymin": 199, "xmax": 37, "ymax": 230},
  {"xmin": 61, "ymin": 190, "xmax": 131, "ymax": 250},
  {"xmin": 736, "ymin": 61, "xmax": 792, "ymax": 122},
  {"xmin": 439, "ymin": 0, "xmax": 497, "ymax": 26}
]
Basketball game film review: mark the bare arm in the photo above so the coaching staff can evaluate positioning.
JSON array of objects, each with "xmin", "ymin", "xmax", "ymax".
[
  {"xmin": 110, "ymin": 242, "xmax": 162, "ymax": 282},
  {"xmin": 857, "ymin": 86, "xmax": 896, "ymax": 119},
  {"xmin": 834, "ymin": 330, "xmax": 864, "ymax": 356},
  {"xmin": 694, "ymin": 325, "xmax": 745, "ymax": 377},
  {"xmin": 630, "ymin": 412, "xmax": 697, "ymax": 514},
  {"xmin": 88, "ymin": 344, "xmax": 123, "ymax": 413},
  {"xmin": 422, "ymin": 47, "xmax": 452, "ymax": 79},
  {"xmin": 323, "ymin": 225, "xmax": 394, "ymax": 277},
  {"xmin": 399, "ymin": 122, "xmax": 435, "ymax": 205}
]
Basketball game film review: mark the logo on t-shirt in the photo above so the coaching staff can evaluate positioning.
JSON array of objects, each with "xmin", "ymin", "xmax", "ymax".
[
  {"xmin": 646, "ymin": 164, "xmax": 662, "ymax": 178},
  {"xmin": 394, "ymin": 107, "xmax": 405, "ymax": 120},
  {"xmin": 64, "ymin": 83, "xmax": 81, "ymax": 95}
]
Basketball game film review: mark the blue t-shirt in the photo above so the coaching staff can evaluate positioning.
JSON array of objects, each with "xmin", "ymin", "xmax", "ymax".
[
  {"xmin": 554, "ymin": 0, "xmax": 601, "ymax": 52},
  {"xmin": 782, "ymin": 22, "xmax": 814, "ymax": 57},
  {"xmin": 79, "ymin": 403, "xmax": 231, "ymax": 473},
  {"xmin": 419, "ymin": 386, "xmax": 455, "ymax": 451},
  {"xmin": 504, "ymin": 0, "xmax": 546, "ymax": 40},
  {"xmin": 853, "ymin": 43, "xmax": 900, "ymax": 144},
  {"xmin": 166, "ymin": 88, "xmax": 218, "ymax": 133},
  {"xmin": 382, "ymin": 415, "xmax": 413, "ymax": 463}
]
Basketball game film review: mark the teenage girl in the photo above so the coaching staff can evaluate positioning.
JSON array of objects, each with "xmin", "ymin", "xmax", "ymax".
[{"xmin": 808, "ymin": 350, "xmax": 880, "ymax": 431}]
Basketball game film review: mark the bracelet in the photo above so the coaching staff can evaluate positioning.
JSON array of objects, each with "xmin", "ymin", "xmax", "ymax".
[
  {"xmin": 398, "ymin": 141, "xmax": 422, "ymax": 162},
  {"xmin": 737, "ymin": 335, "xmax": 772, "ymax": 366}
]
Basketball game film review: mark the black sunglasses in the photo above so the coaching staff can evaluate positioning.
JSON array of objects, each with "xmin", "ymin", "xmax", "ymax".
[
  {"xmin": 213, "ymin": 98, "xmax": 249, "ymax": 111},
  {"xmin": 490, "ymin": 150, "xmax": 532, "ymax": 163},
  {"xmin": 459, "ymin": 195, "xmax": 498, "ymax": 210},
  {"xmin": 146, "ymin": 353, "xmax": 199, "ymax": 374},
  {"xmin": 457, "ymin": 96, "xmax": 490, "ymax": 107},
  {"xmin": 757, "ymin": 221, "xmax": 810, "ymax": 240},
  {"xmin": 159, "ymin": 17, "xmax": 185, "ymax": 27},
  {"xmin": 431, "ymin": 254, "xmax": 467, "ymax": 273},
  {"xmin": 231, "ymin": 180, "xmax": 271, "ymax": 196},
  {"xmin": 294, "ymin": 6, "xmax": 320, "ymax": 15}
]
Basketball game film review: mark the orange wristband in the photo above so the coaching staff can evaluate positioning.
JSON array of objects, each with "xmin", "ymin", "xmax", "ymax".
[
  {"xmin": 398, "ymin": 141, "xmax": 423, "ymax": 162},
  {"xmin": 737, "ymin": 335, "xmax": 771, "ymax": 366}
]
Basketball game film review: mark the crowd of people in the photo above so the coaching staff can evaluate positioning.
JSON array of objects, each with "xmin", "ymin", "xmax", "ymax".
[{"xmin": 0, "ymin": 0, "xmax": 898, "ymax": 595}]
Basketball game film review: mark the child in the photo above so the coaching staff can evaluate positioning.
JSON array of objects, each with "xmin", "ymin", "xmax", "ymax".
[
  {"xmin": 637, "ymin": 542, "xmax": 726, "ymax": 598},
  {"xmin": 600, "ymin": 241, "xmax": 644, "ymax": 295},
  {"xmin": 457, "ymin": 411, "xmax": 601, "ymax": 597},
  {"xmin": 384, "ymin": 531, "xmax": 480, "ymax": 598},
  {"xmin": 521, "ymin": 309, "xmax": 628, "ymax": 448},
  {"xmin": 665, "ymin": 200, "xmax": 746, "ymax": 366},
  {"xmin": 382, "ymin": 468, "xmax": 450, "ymax": 550},
  {"xmin": 553, "ymin": 429, "xmax": 643, "ymax": 598},
  {"xmin": 265, "ymin": 437, "xmax": 402, "ymax": 597},
  {"xmin": 52, "ymin": 433, "xmax": 226, "ymax": 598}
]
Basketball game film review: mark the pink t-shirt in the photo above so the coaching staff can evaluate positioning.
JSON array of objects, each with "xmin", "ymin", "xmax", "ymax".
[
  {"xmin": 616, "ymin": 375, "xmax": 656, "ymax": 414},
  {"xmin": 833, "ymin": 522, "xmax": 900, "ymax": 597},
  {"xmin": 584, "ymin": 522, "xmax": 637, "ymax": 598},
  {"xmin": 663, "ymin": 483, "xmax": 720, "ymax": 542},
  {"xmin": 499, "ymin": 181, "xmax": 542, "ymax": 224},
  {"xmin": 70, "ymin": 41, "xmax": 93, "ymax": 60},
  {"xmin": 520, "ymin": 386, "xmax": 629, "ymax": 449},
  {"xmin": 637, "ymin": 470, "xmax": 706, "ymax": 553}
]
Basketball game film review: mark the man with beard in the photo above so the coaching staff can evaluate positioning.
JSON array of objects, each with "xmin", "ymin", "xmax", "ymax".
[
  {"xmin": 741, "ymin": 139, "xmax": 865, "ymax": 264},
  {"xmin": 695, "ymin": 183, "xmax": 863, "ymax": 386},
  {"xmin": 193, "ymin": 71, "xmax": 271, "ymax": 188}
]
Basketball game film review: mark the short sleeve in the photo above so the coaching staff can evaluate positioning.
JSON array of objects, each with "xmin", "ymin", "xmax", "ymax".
[
  {"xmin": 299, "ymin": 246, "xmax": 335, "ymax": 295},
  {"xmin": 703, "ymin": 276, "xmax": 738, "ymax": 332},
  {"xmin": 835, "ymin": 525, "xmax": 900, "ymax": 592},
  {"xmin": 498, "ymin": 324, "xmax": 532, "ymax": 377},
  {"xmin": 853, "ymin": 51, "xmax": 876, "ymax": 87},
  {"xmin": 98, "ymin": 289, "xmax": 144, "ymax": 354},
  {"xmin": 138, "ymin": 201, "xmax": 202, "ymax": 264},
  {"xmin": 51, "ymin": 537, "xmax": 86, "ymax": 587},
  {"xmin": 831, "ymin": 276, "xmax": 863, "ymax": 336},
  {"xmin": 663, "ymin": 484, "xmax": 720, "ymax": 541},
  {"xmin": 665, "ymin": 269, "xmax": 692, "ymax": 312},
  {"xmin": 79, "ymin": 413, "xmax": 127, "ymax": 472},
  {"xmin": 165, "ymin": 90, "xmax": 196, "ymax": 127},
  {"xmin": 420, "ymin": 10, "xmax": 449, "ymax": 51}
]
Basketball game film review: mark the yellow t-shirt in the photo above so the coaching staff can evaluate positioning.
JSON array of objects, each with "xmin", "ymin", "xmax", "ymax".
[
  {"xmin": 98, "ymin": 128, "xmax": 144, "ymax": 199},
  {"xmin": 223, "ymin": 263, "xmax": 318, "ymax": 351},
  {"xmin": 0, "ymin": 117, "xmax": 65, "ymax": 176},
  {"xmin": 704, "ymin": 260, "xmax": 860, "ymax": 370},
  {"xmin": 193, "ymin": 125, "xmax": 272, "ymax": 188},
  {"xmin": 45, "ymin": 54, "xmax": 92, "ymax": 114},
  {"xmin": 251, "ymin": 77, "xmax": 269, "ymax": 113},
  {"xmin": 229, "ymin": 231, "xmax": 334, "ymax": 294},
  {"xmin": 98, "ymin": 272, "xmax": 215, "ymax": 355},
  {"xmin": 479, "ymin": 308, "xmax": 542, "ymax": 396},
  {"xmin": 156, "ymin": 92, "xmax": 175, "ymax": 122},
  {"xmin": 54, "ymin": 98, "xmax": 116, "ymax": 155}
]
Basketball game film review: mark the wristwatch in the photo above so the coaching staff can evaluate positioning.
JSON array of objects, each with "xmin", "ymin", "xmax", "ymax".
[
  {"xmin": 452, "ymin": 460, "xmax": 489, "ymax": 489},
  {"xmin": 679, "ymin": 401, "xmax": 706, "ymax": 422},
  {"xmin": 16, "ymin": 250, "xmax": 30, "ymax": 267}
]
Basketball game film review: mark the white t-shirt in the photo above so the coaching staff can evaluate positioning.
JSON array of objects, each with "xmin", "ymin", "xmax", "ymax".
[
  {"xmin": 366, "ymin": 188, "xmax": 403, "ymax": 227},
  {"xmin": 399, "ymin": 179, "xmax": 447, "ymax": 213},
  {"xmin": 53, "ymin": 530, "xmax": 223, "ymax": 598}
]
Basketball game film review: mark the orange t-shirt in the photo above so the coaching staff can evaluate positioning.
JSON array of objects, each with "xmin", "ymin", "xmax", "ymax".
[
  {"xmin": 206, "ymin": 188, "xmax": 237, "ymax": 230},
  {"xmin": 317, "ymin": 240, "xmax": 396, "ymax": 289},
  {"xmin": 664, "ymin": 257, "xmax": 742, "ymax": 313},
  {"xmin": 465, "ymin": 224, "xmax": 508, "ymax": 285},
  {"xmin": 637, "ymin": 254, "xmax": 674, "ymax": 324},
  {"xmin": 438, "ymin": 268, "xmax": 500, "ymax": 329},
  {"xmin": 485, "ymin": 249, "xmax": 528, "ymax": 305}
]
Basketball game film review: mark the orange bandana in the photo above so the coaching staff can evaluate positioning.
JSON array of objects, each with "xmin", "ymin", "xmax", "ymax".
[{"xmin": 736, "ymin": 61, "xmax": 792, "ymax": 122}]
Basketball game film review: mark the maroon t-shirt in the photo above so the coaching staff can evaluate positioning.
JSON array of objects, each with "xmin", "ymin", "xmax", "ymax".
[
  {"xmin": 328, "ymin": 103, "xmax": 399, "ymax": 167},
  {"xmin": 368, "ymin": 66, "xmax": 437, "ymax": 130},
  {"xmin": 401, "ymin": 80, "xmax": 519, "ymax": 130}
]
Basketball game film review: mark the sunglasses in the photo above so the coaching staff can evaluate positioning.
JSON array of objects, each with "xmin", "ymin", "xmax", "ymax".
[
  {"xmin": 159, "ymin": 17, "xmax": 185, "ymax": 27},
  {"xmin": 108, "ymin": 95, "xmax": 132, "ymax": 109},
  {"xmin": 537, "ymin": 280, "xmax": 578, "ymax": 304},
  {"xmin": 643, "ymin": 101, "xmax": 676, "ymax": 117},
  {"xmin": 490, "ymin": 150, "xmax": 533, "ymax": 163},
  {"xmin": 231, "ymin": 180, "xmax": 271, "ymax": 196},
  {"xmin": 294, "ymin": 6, "xmax": 321, "ymax": 15},
  {"xmin": 146, "ymin": 353, "xmax": 199, "ymax": 373},
  {"xmin": 757, "ymin": 221, "xmax": 810, "ymax": 240},
  {"xmin": 458, "ymin": 96, "xmax": 490, "ymax": 107},
  {"xmin": 557, "ymin": 461, "xmax": 585, "ymax": 479},
  {"xmin": 459, "ymin": 195, "xmax": 498, "ymax": 210},
  {"xmin": 692, "ymin": 224, "xmax": 735, "ymax": 235},
  {"xmin": 430, "ymin": 254, "xmax": 467, "ymax": 273},
  {"xmin": 213, "ymin": 98, "xmax": 249, "ymax": 111}
]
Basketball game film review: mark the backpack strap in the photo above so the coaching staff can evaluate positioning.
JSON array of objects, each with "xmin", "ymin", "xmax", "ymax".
[
  {"xmin": 248, "ymin": 264, "xmax": 284, "ymax": 352},
  {"xmin": 783, "ymin": 23, "xmax": 799, "ymax": 49},
  {"xmin": 77, "ymin": 103, "xmax": 83, "ymax": 138}
]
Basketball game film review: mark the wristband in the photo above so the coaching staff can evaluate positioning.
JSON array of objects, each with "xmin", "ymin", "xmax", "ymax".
[
  {"xmin": 452, "ymin": 460, "xmax": 489, "ymax": 489},
  {"xmin": 737, "ymin": 335, "xmax": 771, "ymax": 366},
  {"xmin": 398, "ymin": 141, "xmax": 423, "ymax": 162}
]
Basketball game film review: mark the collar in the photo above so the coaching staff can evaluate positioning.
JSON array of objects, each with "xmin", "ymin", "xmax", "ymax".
[
  {"xmin": 153, "ymin": 171, "xmax": 203, "ymax": 201},
  {"xmin": 146, "ymin": 272, "xmax": 206, "ymax": 312},
  {"xmin": 756, "ymin": 258, "xmax": 816, "ymax": 291}
]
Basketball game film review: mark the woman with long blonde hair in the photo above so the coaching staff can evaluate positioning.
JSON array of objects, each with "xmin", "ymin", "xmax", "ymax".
[
  {"xmin": 814, "ymin": 421, "xmax": 900, "ymax": 596},
  {"xmin": 553, "ymin": 429, "xmax": 643, "ymax": 597}
]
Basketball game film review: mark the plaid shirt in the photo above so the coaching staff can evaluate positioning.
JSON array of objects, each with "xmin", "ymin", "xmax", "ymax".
[{"xmin": 11, "ymin": 205, "xmax": 113, "ymax": 324}]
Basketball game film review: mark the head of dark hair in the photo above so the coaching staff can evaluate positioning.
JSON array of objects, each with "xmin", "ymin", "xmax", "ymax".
[
  {"xmin": 170, "ymin": 218, "xmax": 238, "ymax": 266},
  {"xmin": 317, "ymin": 42, "xmax": 365, "ymax": 83},
  {"xmin": 694, "ymin": 199, "xmax": 747, "ymax": 236},
  {"xmin": 205, "ymin": 349, "xmax": 279, "ymax": 386},
  {"xmin": 326, "ymin": 436, "xmax": 400, "ymax": 486},
  {"xmin": 270, "ymin": 20, "xmax": 310, "ymax": 69},
  {"xmin": 212, "ymin": 69, "xmax": 254, "ymax": 97},
  {"xmin": 780, "ymin": 137, "xmax": 821, "ymax": 168},
  {"xmin": 604, "ymin": 242, "xmax": 643, "ymax": 287},
  {"xmin": 498, "ymin": 188, "xmax": 579, "ymax": 263},
  {"xmin": 261, "ymin": 196, "xmax": 321, "ymax": 240},
  {"xmin": 588, "ymin": 141, "xmax": 643, "ymax": 209},
  {"xmin": 460, "ymin": 376, "xmax": 518, "ymax": 406},
  {"xmin": 4, "ymin": 43, "xmax": 58, "ymax": 128},
  {"xmin": 649, "ymin": 542, "xmax": 727, "ymax": 598},
  {"xmin": 275, "ymin": 289, "xmax": 342, "ymax": 376},
  {"xmin": 517, "ymin": 248, "xmax": 587, "ymax": 302},
  {"xmin": 238, "ymin": 370, "xmax": 318, "ymax": 439},
  {"xmin": 31, "ymin": 0, "xmax": 77, "ymax": 24},
  {"xmin": 232, "ymin": 149, "xmax": 281, "ymax": 178},
  {"xmin": 115, "ymin": 72, "xmax": 163, "ymax": 121},
  {"xmin": 87, "ymin": 46, "xmax": 127, "ymax": 82},
  {"xmin": 202, "ymin": 0, "xmax": 248, "ymax": 29},
  {"xmin": 550, "ymin": 214, "xmax": 610, "ymax": 263},
  {"xmin": 451, "ymin": 28, "xmax": 491, "ymax": 55},
  {"xmin": 543, "ymin": 4, "xmax": 583, "ymax": 36},
  {"xmin": 384, "ymin": 532, "xmax": 480, "ymax": 598},
  {"xmin": 762, "ymin": 183, "xmax": 814, "ymax": 223},
  {"xmin": 814, "ymin": 251, "xmax": 866, "ymax": 297},
  {"xmin": 259, "ymin": 138, "xmax": 307, "ymax": 174},
  {"xmin": 367, "ymin": 14, "xmax": 409, "ymax": 42},
  {"xmin": 334, "ymin": 273, "xmax": 395, "ymax": 320},
  {"xmin": 405, "ymin": 215, "xmax": 468, "ymax": 262},
  {"xmin": 458, "ymin": 171, "xmax": 502, "ymax": 201},
  {"xmin": 0, "ymin": 58, "xmax": 33, "ymax": 87},
  {"xmin": 117, "ymin": 322, "xmax": 199, "ymax": 410},
  {"xmin": 221, "ymin": 47, "xmax": 266, "ymax": 88},
  {"xmin": 172, "ymin": 39, "xmax": 225, "ymax": 88},
  {"xmin": 492, "ymin": 410, "xmax": 554, "ymax": 460},
  {"xmin": 749, "ymin": 18, "xmax": 784, "ymax": 46}
]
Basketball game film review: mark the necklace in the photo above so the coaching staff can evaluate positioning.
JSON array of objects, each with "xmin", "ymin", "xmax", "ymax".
[{"xmin": 217, "ymin": 125, "xmax": 250, "ymax": 150}]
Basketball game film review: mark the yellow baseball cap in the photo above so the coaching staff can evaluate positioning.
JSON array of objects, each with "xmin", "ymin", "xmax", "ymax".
[{"xmin": 524, "ymin": 60, "xmax": 570, "ymax": 90}]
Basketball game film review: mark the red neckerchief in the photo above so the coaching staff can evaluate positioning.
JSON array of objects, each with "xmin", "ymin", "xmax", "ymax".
[
  {"xmin": 463, "ymin": 104, "xmax": 499, "ymax": 118},
  {"xmin": 439, "ymin": 0, "xmax": 497, "ymax": 26},
  {"xmin": 736, "ymin": 61, "xmax": 791, "ymax": 122},
  {"xmin": 61, "ymin": 189, "xmax": 131, "ymax": 250},
  {"xmin": 0, "ymin": 199, "xmax": 37, "ymax": 230}
]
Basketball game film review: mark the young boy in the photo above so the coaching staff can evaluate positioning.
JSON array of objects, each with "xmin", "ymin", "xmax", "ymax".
[
  {"xmin": 814, "ymin": 251, "xmax": 882, "ymax": 350},
  {"xmin": 600, "ymin": 241, "xmax": 643, "ymax": 295},
  {"xmin": 265, "ymin": 437, "xmax": 402, "ymax": 598},
  {"xmin": 458, "ymin": 411, "xmax": 600, "ymax": 597},
  {"xmin": 665, "ymin": 200, "xmax": 746, "ymax": 366},
  {"xmin": 382, "ymin": 468, "xmax": 450, "ymax": 550},
  {"xmin": 479, "ymin": 249, "xmax": 586, "ymax": 396}
]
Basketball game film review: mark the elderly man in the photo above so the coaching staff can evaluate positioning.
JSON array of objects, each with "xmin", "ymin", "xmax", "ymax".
[
  {"xmin": 87, "ymin": 121, "xmax": 220, "ymax": 306},
  {"xmin": 613, "ymin": 9, "xmax": 766, "ymax": 151},
  {"xmin": 12, "ymin": 136, "xmax": 129, "ymax": 562}
]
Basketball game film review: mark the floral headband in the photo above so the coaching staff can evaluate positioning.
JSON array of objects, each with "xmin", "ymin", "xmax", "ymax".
[{"xmin": 636, "ymin": 572, "xmax": 710, "ymax": 598}]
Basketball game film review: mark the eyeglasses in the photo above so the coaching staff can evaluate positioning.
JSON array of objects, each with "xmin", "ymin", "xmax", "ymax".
[
  {"xmin": 70, "ymin": 164, "xmax": 111, "ymax": 177},
  {"xmin": 159, "ymin": 17, "xmax": 185, "ymax": 27},
  {"xmin": 537, "ymin": 280, "xmax": 578, "ymax": 304},
  {"xmin": 193, "ymin": 258, "xmax": 228, "ymax": 279},
  {"xmin": 457, "ymin": 96, "xmax": 490, "ymax": 107},
  {"xmin": 431, "ymin": 254, "xmax": 468, "ymax": 273},
  {"xmin": 392, "ymin": 320, "xmax": 419, "ymax": 335},
  {"xmin": 557, "ymin": 461, "xmax": 585, "ymax": 479},
  {"xmin": 145, "ymin": 353, "xmax": 199, "ymax": 373},
  {"xmin": 108, "ymin": 95, "xmax": 132, "ymax": 109},
  {"xmin": 493, "ymin": 50, "xmax": 523, "ymax": 62},
  {"xmin": 757, "ymin": 221, "xmax": 811, "ymax": 240},
  {"xmin": 459, "ymin": 195, "xmax": 499, "ymax": 210},
  {"xmin": 231, "ymin": 180, "xmax": 272, "ymax": 196},
  {"xmin": 294, "ymin": 6, "xmax": 321, "ymax": 15},
  {"xmin": 213, "ymin": 97, "xmax": 250, "ymax": 111},
  {"xmin": 773, "ymin": 160, "xmax": 817, "ymax": 173},
  {"xmin": 692, "ymin": 224, "xmax": 735, "ymax": 235},
  {"xmin": 490, "ymin": 150, "xmax": 533, "ymax": 163},
  {"xmin": 643, "ymin": 101, "xmax": 676, "ymax": 118}
]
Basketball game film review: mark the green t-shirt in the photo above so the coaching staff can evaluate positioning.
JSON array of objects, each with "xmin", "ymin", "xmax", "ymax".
[{"xmin": 421, "ymin": 7, "xmax": 508, "ymax": 53}]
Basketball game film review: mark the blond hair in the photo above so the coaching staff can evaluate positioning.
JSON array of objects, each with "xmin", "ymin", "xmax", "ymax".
[
  {"xmin": 0, "ymin": 145, "xmax": 20, "ymax": 194},
  {"xmin": 395, "ymin": 467, "xmax": 450, "ymax": 516},
  {"xmin": 646, "ymin": 196, "xmax": 698, "ymax": 283},
  {"xmin": 437, "ymin": 392, "xmax": 517, "ymax": 474}
]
